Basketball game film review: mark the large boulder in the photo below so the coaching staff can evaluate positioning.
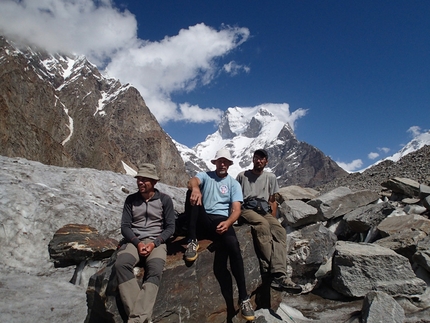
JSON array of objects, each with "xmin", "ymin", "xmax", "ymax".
[
  {"xmin": 307, "ymin": 187, "xmax": 380, "ymax": 220},
  {"xmin": 331, "ymin": 241, "xmax": 427, "ymax": 298},
  {"xmin": 286, "ymin": 223, "xmax": 338, "ymax": 289},
  {"xmin": 343, "ymin": 202, "xmax": 395, "ymax": 233},
  {"xmin": 381, "ymin": 177, "xmax": 421, "ymax": 198},
  {"xmin": 84, "ymin": 224, "xmax": 283, "ymax": 323},
  {"xmin": 281, "ymin": 199, "xmax": 320, "ymax": 228},
  {"xmin": 48, "ymin": 223, "xmax": 118, "ymax": 268},
  {"xmin": 361, "ymin": 291, "xmax": 405, "ymax": 323}
]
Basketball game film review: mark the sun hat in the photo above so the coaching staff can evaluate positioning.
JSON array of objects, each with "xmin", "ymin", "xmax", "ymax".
[
  {"xmin": 254, "ymin": 149, "xmax": 268, "ymax": 159},
  {"xmin": 134, "ymin": 163, "xmax": 160, "ymax": 180},
  {"xmin": 211, "ymin": 149, "xmax": 233, "ymax": 165}
]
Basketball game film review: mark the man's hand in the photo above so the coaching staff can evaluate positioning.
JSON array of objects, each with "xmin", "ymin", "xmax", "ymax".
[
  {"xmin": 190, "ymin": 189, "xmax": 202, "ymax": 206},
  {"xmin": 137, "ymin": 241, "xmax": 155, "ymax": 256},
  {"xmin": 188, "ymin": 177, "xmax": 202, "ymax": 206},
  {"xmin": 216, "ymin": 220, "xmax": 230, "ymax": 235}
]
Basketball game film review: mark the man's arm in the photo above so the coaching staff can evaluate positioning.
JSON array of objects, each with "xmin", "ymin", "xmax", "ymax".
[
  {"xmin": 187, "ymin": 176, "xmax": 202, "ymax": 206},
  {"xmin": 120, "ymin": 195, "xmax": 141, "ymax": 247},
  {"xmin": 154, "ymin": 193, "xmax": 176, "ymax": 246}
]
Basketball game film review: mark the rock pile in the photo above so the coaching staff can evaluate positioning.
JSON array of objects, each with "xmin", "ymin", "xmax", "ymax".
[{"xmin": 317, "ymin": 145, "xmax": 430, "ymax": 194}]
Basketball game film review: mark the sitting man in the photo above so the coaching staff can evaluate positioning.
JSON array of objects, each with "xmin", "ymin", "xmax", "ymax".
[
  {"xmin": 236, "ymin": 149, "xmax": 301, "ymax": 292},
  {"xmin": 184, "ymin": 148, "xmax": 255, "ymax": 321},
  {"xmin": 115, "ymin": 163, "xmax": 175, "ymax": 323}
]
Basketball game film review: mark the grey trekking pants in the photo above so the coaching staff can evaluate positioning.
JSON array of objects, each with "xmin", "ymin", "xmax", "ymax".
[
  {"xmin": 240, "ymin": 209, "xmax": 287, "ymax": 276},
  {"xmin": 115, "ymin": 240, "xmax": 166, "ymax": 323}
]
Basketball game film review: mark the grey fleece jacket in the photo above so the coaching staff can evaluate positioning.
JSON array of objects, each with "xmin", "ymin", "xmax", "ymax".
[{"xmin": 121, "ymin": 189, "xmax": 175, "ymax": 247}]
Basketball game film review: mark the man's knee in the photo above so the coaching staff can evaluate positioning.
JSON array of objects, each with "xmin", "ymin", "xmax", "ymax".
[
  {"xmin": 145, "ymin": 257, "xmax": 165, "ymax": 286},
  {"xmin": 241, "ymin": 210, "xmax": 269, "ymax": 226},
  {"xmin": 115, "ymin": 252, "xmax": 138, "ymax": 283}
]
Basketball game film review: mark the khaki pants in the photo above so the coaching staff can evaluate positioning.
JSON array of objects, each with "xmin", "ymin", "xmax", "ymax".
[
  {"xmin": 241, "ymin": 209, "xmax": 287, "ymax": 276},
  {"xmin": 115, "ymin": 240, "xmax": 166, "ymax": 323}
]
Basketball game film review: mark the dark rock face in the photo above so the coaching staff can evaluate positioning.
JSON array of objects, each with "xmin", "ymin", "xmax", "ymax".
[
  {"xmin": 0, "ymin": 36, "xmax": 189, "ymax": 187},
  {"xmin": 48, "ymin": 224, "xmax": 118, "ymax": 268},
  {"xmin": 270, "ymin": 132, "xmax": 348, "ymax": 188}
]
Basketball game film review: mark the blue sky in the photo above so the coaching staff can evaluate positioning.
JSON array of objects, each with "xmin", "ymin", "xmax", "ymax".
[{"xmin": 1, "ymin": 0, "xmax": 429, "ymax": 171}]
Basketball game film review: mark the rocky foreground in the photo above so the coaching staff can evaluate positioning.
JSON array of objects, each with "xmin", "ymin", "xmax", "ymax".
[{"xmin": 1, "ymin": 145, "xmax": 430, "ymax": 323}]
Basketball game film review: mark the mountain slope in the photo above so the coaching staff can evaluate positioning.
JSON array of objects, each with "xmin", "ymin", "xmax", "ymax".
[
  {"xmin": 318, "ymin": 144, "xmax": 430, "ymax": 193},
  {"xmin": 0, "ymin": 36, "xmax": 189, "ymax": 187},
  {"xmin": 178, "ymin": 105, "xmax": 348, "ymax": 188}
]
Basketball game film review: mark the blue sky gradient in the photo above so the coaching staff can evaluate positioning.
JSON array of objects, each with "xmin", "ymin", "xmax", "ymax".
[
  {"xmin": 1, "ymin": 0, "xmax": 428, "ymax": 171},
  {"xmin": 119, "ymin": 0, "xmax": 430, "ymax": 170}
]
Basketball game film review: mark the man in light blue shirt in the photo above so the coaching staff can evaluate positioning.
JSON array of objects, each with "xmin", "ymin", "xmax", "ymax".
[{"xmin": 184, "ymin": 148, "xmax": 255, "ymax": 322}]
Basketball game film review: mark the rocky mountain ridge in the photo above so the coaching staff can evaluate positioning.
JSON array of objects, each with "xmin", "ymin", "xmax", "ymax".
[
  {"xmin": 318, "ymin": 144, "xmax": 430, "ymax": 194},
  {"xmin": 0, "ymin": 36, "xmax": 189, "ymax": 187}
]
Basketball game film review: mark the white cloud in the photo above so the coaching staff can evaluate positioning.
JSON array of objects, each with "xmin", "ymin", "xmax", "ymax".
[
  {"xmin": 179, "ymin": 103, "xmax": 223, "ymax": 123},
  {"xmin": 0, "ymin": 0, "xmax": 250, "ymax": 125},
  {"xmin": 368, "ymin": 152, "xmax": 379, "ymax": 160},
  {"xmin": 105, "ymin": 23, "xmax": 250, "ymax": 123},
  {"xmin": 407, "ymin": 126, "xmax": 421, "ymax": 137},
  {"xmin": 336, "ymin": 159, "xmax": 363, "ymax": 173},
  {"xmin": 0, "ymin": 0, "xmax": 137, "ymax": 66},
  {"xmin": 223, "ymin": 61, "xmax": 250, "ymax": 75},
  {"xmin": 378, "ymin": 147, "xmax": 390, "ymax": 154}
]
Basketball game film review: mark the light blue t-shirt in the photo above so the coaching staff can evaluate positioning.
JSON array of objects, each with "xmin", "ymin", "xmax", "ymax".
[{"xmin": 196, "ymin": 171, "xmax": 243, "ymax": 217}]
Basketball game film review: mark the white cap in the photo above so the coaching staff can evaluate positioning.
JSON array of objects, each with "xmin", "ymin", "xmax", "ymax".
[{"xmin": 211, "ymin": 149, "xmax": 233, "ymax": 165}]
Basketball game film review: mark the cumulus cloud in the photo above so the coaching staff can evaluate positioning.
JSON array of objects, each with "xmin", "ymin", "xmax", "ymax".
[
  {"xmin": 179, "ymin": 103, "xmax": 223, "ymax": 123},
  {"xmin": 336, "ymin": 159, "xmax": 363, "ymax": 173},
  {"xmin": 105, "ymin": 23, "xmax": 250, "ymax": 123},
  {"xmin": 0, "ymin": 0, "xmax": 137, "ymax": 66},
  {"xmin": 368, "ymin": 152, "xmax": 379, "ymax": 160},
  {"xmin": 0, "ymin": 0, "xmax": 250, "ymax": 124},
  {"xmin": 408, "ymin": 126, "xmax": 422, "ymax": 137}
]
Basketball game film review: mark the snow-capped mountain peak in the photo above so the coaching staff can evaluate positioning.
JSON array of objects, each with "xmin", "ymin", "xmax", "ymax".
[
  {"xmin": 191, "ymin": 105, "xmax": 296, "ymax": 177},
  {"xmin": 386, "ymin": 130, "xmax": 430, "ymax": 163}
]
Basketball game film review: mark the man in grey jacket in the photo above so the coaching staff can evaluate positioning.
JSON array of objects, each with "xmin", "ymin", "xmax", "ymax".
[{"xmin": 115, "ymin": 163, "xmax": 175, "ymax": 323}]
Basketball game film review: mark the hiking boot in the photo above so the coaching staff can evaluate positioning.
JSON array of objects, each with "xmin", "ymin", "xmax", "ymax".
[
  {"xmin": 184, "ymin": 239, "xmax": 199, "ymax": 261},
  {"xmin": 239, "ymin": 298, "xmax": 255, "ymax": 321},
  {"xmin": 271, "ymin": 275, "xmax": 302, "ymax": 293}
]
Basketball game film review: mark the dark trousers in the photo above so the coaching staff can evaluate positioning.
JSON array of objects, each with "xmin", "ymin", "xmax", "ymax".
[{"xmin": 185, "ymin": 190, "xmax": 248, "ymax": 301}]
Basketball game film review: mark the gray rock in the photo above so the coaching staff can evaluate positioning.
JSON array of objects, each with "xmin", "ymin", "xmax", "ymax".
[
  {"xmin": 422, "ymin": 195, "xmax": 430, "ymax": 211},
  {"xmin": 374, "ymin": 230, "xmax": 427, "ymax": 260},
  {"xmin": 287, "ymin": 223, "xmax": 337, "ymax": 287},
  {"xmin": 402, "ymin": 197, "xmax": 421, "ymax": 204},
  {"xmin": 281, "ymin": 199, "xmax": 320, "ymax": 227},
  {"xmin": 377, "ymin": 214, "xmax": 430, "ymax": 237},
  {"xmin": 308, "ymin": 187, "xmax": 380, "ymax": 220},
  {"xmin": 381, "ymin": 177, "xmax": 421, "ymax": 198},
  {"xmin": 277, "ymin": 185, "xmax": 319, "ymax": 201},
  {"xmin": 412, "ymin": 236, "xmax": 430, "ymax": 272},
  {"xmin": 404, "ymin": 204, "xmax": 428, "ymax": 215},
  {"xmin": 419, "ymin": 183, "xmax": 430, "ymax": 198},
  {"xmin": 332, "ymin": 241, "xmax": 427, "ymax": 297},
  {"xmin": 361, "ymin": 291, "xmax": 405, "ymax": 323},
  {"xmin": 344, "ymin": 201, "xmax": 395, "ymax": 233}
]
